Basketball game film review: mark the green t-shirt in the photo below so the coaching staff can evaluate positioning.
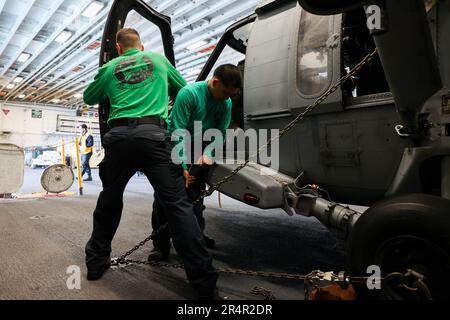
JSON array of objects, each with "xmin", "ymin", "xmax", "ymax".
[
  {"xmin": 168, "ymin": 80, "xmax": 232, "ymax": 169},
  {"xmin": 83, "ymin": 49, "xmax": 186, "ymax": 124}
]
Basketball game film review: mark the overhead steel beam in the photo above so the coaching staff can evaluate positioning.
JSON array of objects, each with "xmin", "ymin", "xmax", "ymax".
[
  {"xmin": 3, "ymin": 0, "xmax": 261, "ymax": 105},
  {"xmin": 39, "ymin": 1, "xmax": 257, "ymax": 103},
  {"xmin": 18, "ymin": 7, "xmax": 156, "ymax": 102},
  {"xmin": 33, "ymin": 0, "xmax": 255, "ymax": 101},
  {"xmin": 153, "ymin": 0, "xmax": 179, "ymax": 13},
  {"xmin": 0, "ymin": 0, "xmax": 6, "ymax": 14},
  {"xmin": 0, "ymin": 0, "xmax": 37, "ymax": 58},
  {"xmin": 1, "ymin": 0, "xmax": 96, "ymax": 97},
  {"xmin": 0, "ymin": 0, "xmax": 65, "ymax": 77}
]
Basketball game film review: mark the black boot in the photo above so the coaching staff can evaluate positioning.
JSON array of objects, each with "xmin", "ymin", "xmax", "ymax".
[
  {"xmin": 87, "ymin": 262, "xmax": 111, "ymax": 281},
  {"xmin": 147, "ymin": 244, "xmax": 170, "ymax": 262},
  {"xmin": 197, "ymin": 288, "xmax": 225, "ymax": 300},
  {"xmin": 203, "ymin": 235, "xmax": 215, "ymax": 249}
]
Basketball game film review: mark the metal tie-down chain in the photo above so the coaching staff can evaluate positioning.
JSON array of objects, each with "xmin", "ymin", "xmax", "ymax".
[
  {"xmin": 113, "ymin": 257, "xmax": 434, "ymax": 299},
  {"xmin": 109, "ymin": 48, "xmax": 434, "ymax": 299},
  {"xmin": 112, "ymin": 49, "xmax": 379, "ymax": 268},
  {"xmin": 111, "ymin": 50, "xmax": 387, "ymax": 292},
  {"xmin": 251, "ymin": 287, "xmax": 276, "ymax": 300}
]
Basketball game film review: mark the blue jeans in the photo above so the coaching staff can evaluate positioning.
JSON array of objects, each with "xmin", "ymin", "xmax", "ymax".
[{"xmin": 81, "ymin": 153, "xmax": 92, "ymax": 178}]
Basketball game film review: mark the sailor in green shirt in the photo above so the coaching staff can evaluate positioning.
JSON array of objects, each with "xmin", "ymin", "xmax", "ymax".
[
  {"xmin": 148, "ymin": 64, "xmax": 243, "ymax": 262},
  {"xmin": 83, "ymin": 43, "xmax": 186, "ymax": 125},
  {"xmin": 84, "ymin": 28, "xmax": 219, "ymax": 300}
]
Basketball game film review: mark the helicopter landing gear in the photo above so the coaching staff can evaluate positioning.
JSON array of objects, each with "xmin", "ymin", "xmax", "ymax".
[{"xmin": 347, "ymin": 194, "xmax": 450, "ymax": 300}]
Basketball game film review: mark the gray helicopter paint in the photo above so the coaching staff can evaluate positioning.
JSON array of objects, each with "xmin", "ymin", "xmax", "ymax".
[
  {"xmin": 209, "ymin": 0, "xmax": 450, "ymax": 210},
  {"xmin": 241, "ymin": 1, "xmax": 411, "ymax": 205},
  {"xmin": 379, "ymin": 0, "xmax": 450, "ymax": 200},
  {"xmin": 208, "ymin": 162, "xmax": 294, "ymax": 209},
  {"xmin": 243, "ymin": 2, "xmax": 296, "ymax": 119},
  {"xmin": 370, "ymin": 0, "xmax": 441, "ymax": 133},
  {"xmin": 246, "ymin": 105, "xmax": 411, "ymax": 206}
]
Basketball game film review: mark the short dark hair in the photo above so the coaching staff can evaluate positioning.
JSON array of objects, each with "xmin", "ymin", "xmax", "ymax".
[
  {"xmin": 80, "ymin": 124, "xmax": 88, "ymax": 129},
  {"xmin": 213, "ymin": 64, "xmax": 242, "ymax": 88},
  {"xmin": 116, "ymin": 28, "xmax": 141, "ymax": 49}
]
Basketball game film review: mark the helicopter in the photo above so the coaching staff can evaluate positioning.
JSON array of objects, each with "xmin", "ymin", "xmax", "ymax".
[{"xmin": 99, "ymin": 0, "xmax": 450, "ymax": 299}]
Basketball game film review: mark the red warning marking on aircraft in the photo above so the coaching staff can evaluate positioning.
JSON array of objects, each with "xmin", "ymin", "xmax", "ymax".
[
  {"xmin": 2, "ymin": 109, "xmax": 10, "ymax": 116},
  {"xmin": 198, "ymin": 44, "xmax": 217, "ymax": 53}
]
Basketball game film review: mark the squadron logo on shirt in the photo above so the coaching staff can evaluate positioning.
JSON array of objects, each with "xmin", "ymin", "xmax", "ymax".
[{"xmin": 114, "ymin": 56, "xmax": 154, "ymax": 87}]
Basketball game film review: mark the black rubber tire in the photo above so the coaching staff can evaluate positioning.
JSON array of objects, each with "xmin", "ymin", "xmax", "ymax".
[{"xmin": 348, "ymin": 193, "xmax": 450, "ymax": 300}]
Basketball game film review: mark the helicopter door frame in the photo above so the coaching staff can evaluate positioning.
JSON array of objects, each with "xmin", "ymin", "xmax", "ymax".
[
  {"xmin": 98, "ymin": 0, "xmax": 175, "ymax": 143},
  {"xmin": 196, "ymin": 13, "xmax": 257, "ymax": 82},
  {"xmin": 287, "ymin": 5, "xmax": 343, "ymax": 115}
]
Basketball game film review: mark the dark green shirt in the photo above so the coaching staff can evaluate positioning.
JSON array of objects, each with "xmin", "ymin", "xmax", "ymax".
[
  {"xmin": 83, "ymin": 49, "xmax": 186, "ymax": 124},
  {"xmin": 168, "ymin": 80, "xmax": 232, "ymax": 169}
]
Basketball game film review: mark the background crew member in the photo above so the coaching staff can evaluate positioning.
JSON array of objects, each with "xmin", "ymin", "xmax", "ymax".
[
  {"xmin": 79, "ymin": 124, "xmax": 94, "ymax": 181},
  {"xmin": 83, "ymin": 28, "xmax": 219, "ymax": 299}
]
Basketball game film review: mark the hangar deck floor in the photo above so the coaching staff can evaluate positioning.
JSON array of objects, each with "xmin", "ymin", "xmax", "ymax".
[{"xmin": 0, "ymin": 168, "xmax": 346, "ymax": 300}]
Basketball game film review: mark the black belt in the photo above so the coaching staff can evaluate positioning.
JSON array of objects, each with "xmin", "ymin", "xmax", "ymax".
[{"xmin": 109, "ymin": 116, "xmax": 164, "ymax": 128}]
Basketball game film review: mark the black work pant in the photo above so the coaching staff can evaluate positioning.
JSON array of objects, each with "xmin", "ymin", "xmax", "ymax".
[
  {"xmin": 151, "ymin": 166, "xmax": 210, "ymax": 250},
  {"xmin": 85, "ymin": 125, "xmax": 218, "ymax": 297}
]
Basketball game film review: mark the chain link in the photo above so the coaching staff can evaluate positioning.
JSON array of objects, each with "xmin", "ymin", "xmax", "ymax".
[
  {"xmin": 194, "ymin": 48, "xmax": 378, "ymax": 204},
  {"xmin": 113, "ymin": 258, "xmax": 435, "ymax": 299},
  {"xmin": 111, "ymin": 49, "xmax": 379, "ymax": 275},
  {"xmin": 112, "ymin": 257, "xmax": 388, "ymax": 286},
  {"xmin": 113, "ymin": 235, "xmax": 154, "ymax": 265},
  {"xmin": 113, "ymin": 258, "xmax": 307, "ymax": 280},
  {"xmin": 251, "ymin": 287, "xmax": 276, "ymax": 300}
]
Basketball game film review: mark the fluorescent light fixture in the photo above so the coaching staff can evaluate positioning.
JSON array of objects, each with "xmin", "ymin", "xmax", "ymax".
[
  {"xmin": 6, "ymin": 84, "xmax": 15, "ymax": 89},
  {"xmin": 55, "ymin": 30, "xmax": 73, "ymax": 43},
  {"xmin": 186, "ymin": 40, "xmax": 207, "ymax": 51},
  {"xmin": 18, "ymin": 53, "xmax": 31, "ymax": 63},
  {"xmin": 52, "ymin": 98, "xmax": 61, "ymax": 103},
  {"xmin": 82, "ymin": 1, "xmax": 105, "ymax": 18},
  {"xmin": 13, "ymin": 77, "xmax": 23, "ymax": 83},
  {"xmin": 73, "ymin": 93, "xmax": 83, "ymax": 99},
  {"xmin": 18, "ymin": 94, "xmax": 26, "ymax": 99}
]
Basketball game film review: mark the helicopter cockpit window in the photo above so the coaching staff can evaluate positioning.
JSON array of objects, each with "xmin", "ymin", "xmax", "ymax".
[
  {"xmin": 297, "ymin": 12, "xmax": 331, "ymax": 96},
  {"xmin": 204, "ymin": 22, "xmax": 253, "ymax": 81},
  {"xmin": 123, "ymin": 10, "xmax": 165, "ymax": 56},
  {"xmin": 232, "ymin": 23, "xmax": 252, "ymax": 48},
  {"xmin": 205, "ymin": 46, "xmax": 245, "ymax": 80}
]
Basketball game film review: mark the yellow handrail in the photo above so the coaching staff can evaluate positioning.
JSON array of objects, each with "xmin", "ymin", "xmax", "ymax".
[
  {"xmin": 61, "ymin": 139, "xmax": 65, "ymax": 165},
  {"xmin": 75, "ymin": 138, "xmax": 83, "ymax": 196}
]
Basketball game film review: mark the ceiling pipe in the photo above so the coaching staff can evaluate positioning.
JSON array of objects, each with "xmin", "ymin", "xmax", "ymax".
[
  {"xmin": 0, "ymin": 0, "xmax": 65, "ymax": 77},
  {"xmin": 1, "ymin": 0, "xmax": 95, "ymax": 96},
  {"xmin": 0, "ymin": 0, "xmax": 37, "ymax": 58},
  {"xmin": 29, "ymin": 1, "xmax": 253, "ymax": 102},
  {"xmin": 4, "ymin": 0, "xmax": 259, "ymax": 104},
  {"xmin": 10, "ymin": 5, "xmax": 156, "ymax": 101}
]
